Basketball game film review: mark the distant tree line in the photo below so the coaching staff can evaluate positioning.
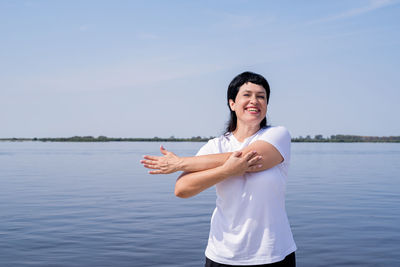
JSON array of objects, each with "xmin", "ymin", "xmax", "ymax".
[
  {"xmin": 1, "ymin": 134, "xmax": 399, "ymax": 143},
  {"xmin": 0, "ymin": 136, "xmax": 212, "ymax": 142},
  {"xmin": 292, "ymin": 134, "xmax": 400, "ymax": 143}
]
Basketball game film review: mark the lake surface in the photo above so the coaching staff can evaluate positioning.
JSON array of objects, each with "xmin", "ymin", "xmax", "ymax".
[{"xmin": 0, "ymin": 142, "xmax": 399, "ymax": 266}]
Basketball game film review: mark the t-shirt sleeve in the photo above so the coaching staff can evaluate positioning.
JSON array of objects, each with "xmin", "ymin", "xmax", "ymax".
[
  {"xmin": 196, "ymin": 139, "xmax": 218, "ymax": 156},
  {"xmin": 259, "ymin": 126, "xmax": 291, "ymax": 163}
]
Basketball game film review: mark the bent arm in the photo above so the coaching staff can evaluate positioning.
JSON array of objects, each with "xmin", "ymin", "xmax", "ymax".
[
  {"xmin": 179, "ymin": 141, "xmax": 282, "ymax": 173},
  {"xmin": 175, "ymin": 141, "xmax": 284, "ymax": 198},
  {"xmin": 175, "ymin": 167, "xmax": 229, "ymax": 198},
  {"xmin": 181, "ymin": 141, "xmax": 282, "ymax": 173},
  {"xmin": 240, "ymin": 140, "xmax": 284, "ymax": 172},
  {"xmin": 179, "ymin": 153, "xmax": 231, "ymax": 172},
  {"xmin": 175, "ymin": 151, "xmax": 259, "ymax": 198}
]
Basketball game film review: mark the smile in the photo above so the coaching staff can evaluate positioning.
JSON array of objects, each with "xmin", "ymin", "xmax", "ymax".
[{"xmin": 245, "ymin": 107, "xmax": 260, "ymax": 114}]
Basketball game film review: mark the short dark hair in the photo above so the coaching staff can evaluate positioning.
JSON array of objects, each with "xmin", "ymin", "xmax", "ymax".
[{"xmin": 225, "ymin": 71, "xmax": 270, "ymax": 133}]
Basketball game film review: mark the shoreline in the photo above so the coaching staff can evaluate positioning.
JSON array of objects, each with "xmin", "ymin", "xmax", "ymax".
[{"xmin": 1, "ymin": 136, "xmax": 399, "ymax": 143}]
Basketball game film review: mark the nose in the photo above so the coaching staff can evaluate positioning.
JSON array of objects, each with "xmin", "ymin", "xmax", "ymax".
[{"xmin": 250, "ymin": 95, "xmax": 258, "ymax": 104}]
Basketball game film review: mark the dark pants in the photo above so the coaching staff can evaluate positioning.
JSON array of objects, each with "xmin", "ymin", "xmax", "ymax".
[{"xmin": 205, "ymin": 252, "xmax": 295, "ymax": 267}]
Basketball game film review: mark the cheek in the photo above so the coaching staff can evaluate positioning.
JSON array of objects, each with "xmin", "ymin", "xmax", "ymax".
[
  {"xmin": 236, "ymin": 98, "xmax": 247, "ymax": 106},
  {"xmin": 231, "ymin": 100, "xmax": 242, "ymax": 111},
  {"xmin": 262, "ymin": 105, "xmax": 268, "ymax": 114}
]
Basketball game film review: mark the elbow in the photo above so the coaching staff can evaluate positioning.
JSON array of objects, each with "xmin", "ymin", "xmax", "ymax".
[
  {"xmin": 174, "ymin": 173, "xmax": 199, "ymax": 198},
  {"xmin": 174, "ymin": 189, "xmax": 189, "ymax": 198},
  {"xmin": 174, "ymin": 187, "xmax": 191, "ymax": 198},
  {"xmin": 174, "ymin": 182, "xmax": 193, "ymax": 199}
]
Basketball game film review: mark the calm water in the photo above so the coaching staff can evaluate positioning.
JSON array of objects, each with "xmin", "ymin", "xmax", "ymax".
[{"xmin": 0, "ymin": 142, "xmax": 399, "ymax": 267}]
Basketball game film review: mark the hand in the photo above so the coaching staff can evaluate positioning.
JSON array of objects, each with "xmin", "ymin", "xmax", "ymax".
[
  {"xmin": 140, "ymin": 145, "xmax": 182, "ymax": 174},
  {"xmin": 221, "ymin": 150, "xmax": 262, "ymax": 177}
]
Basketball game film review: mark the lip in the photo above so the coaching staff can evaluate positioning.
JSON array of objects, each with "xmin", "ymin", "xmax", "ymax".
[
  {"xmin": 245, "ymin": 106, "xmax": 260, "ymax": 111},
  {"xmin": 245, "ymin": 106, "xmax": 260, "ymax": 114}
]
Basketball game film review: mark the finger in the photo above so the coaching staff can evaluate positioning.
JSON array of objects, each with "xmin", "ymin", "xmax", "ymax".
[
  {"xmin": 249, "ymin": 163, "xmax": 263, "ymax": 168},
  {"xmin": 143, "ymin": 155, "xmax": 160, "ymax": 161},
  {"xmin": 244, "ymin": 150, "xmax": 257, "ymax": 160},
  {"xmin": 160, "ymin": 145, "xmax": 168, "ymax": 155},
  {"xmin": 149, "ymin": 170, "xmax": 164, "ymax": 174},
  {"xmin": 140, "ymin": 159, "xmax": 157, "ymax": 165},
  {"xmin": 248, "ymin": 156, "xmax": 262, "ymax": 165},
  {"xmin": 248, "ymin": 164, "xmax": 263, "ymax": 171},
  {"xmin": 233, "ymin": 151, "xmax": 242, "ymax": 157},
  {"xmin": 143, "ymin": 164, "xmax": 160, "ymax": 170}
]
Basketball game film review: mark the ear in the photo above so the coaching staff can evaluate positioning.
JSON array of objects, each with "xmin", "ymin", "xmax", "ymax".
[{"xmin": 229, "ymin": 99, "xmax": 235, "ymax": 111}]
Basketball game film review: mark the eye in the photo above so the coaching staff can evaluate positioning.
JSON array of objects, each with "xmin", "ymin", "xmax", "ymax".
[
  {"xmin": 257, "ymin": 95, "xmax": 265, "ymax": 99},
  {"xmin": 243, "ymin": 93, "xmax": 250, "ymax": 96}
]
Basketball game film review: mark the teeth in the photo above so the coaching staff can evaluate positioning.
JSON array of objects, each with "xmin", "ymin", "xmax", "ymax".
[{"xmin": 248, "ymin": 108, "xmax": 258, "ymax": 112}]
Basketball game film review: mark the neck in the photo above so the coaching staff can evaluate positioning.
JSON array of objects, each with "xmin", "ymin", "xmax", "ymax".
[{"xmin": 232, "ymin": 122, "xmax": 261, "ymax": 142}]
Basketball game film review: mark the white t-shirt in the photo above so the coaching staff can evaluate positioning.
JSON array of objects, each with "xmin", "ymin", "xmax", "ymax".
[{"xmin": 196, "ymin": 126, "xmax": 297, "ymax": 265}]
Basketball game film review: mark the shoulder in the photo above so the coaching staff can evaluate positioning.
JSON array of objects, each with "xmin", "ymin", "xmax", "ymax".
[
  {"xmin": 196, "ymin": 135, "xmax": 226, "ymax": 156},
  {"xmin": 256, "ymin": 126, "xmax": 291, "ymax": 162},
  {"xmin": 258, "ymin": 126, "xmax": 291, "ymax": 141}
]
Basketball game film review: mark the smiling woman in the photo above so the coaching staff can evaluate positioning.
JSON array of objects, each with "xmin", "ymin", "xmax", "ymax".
[{"xmin": 141, "ymin": 72, "xmax": 296, "ymax": 267}]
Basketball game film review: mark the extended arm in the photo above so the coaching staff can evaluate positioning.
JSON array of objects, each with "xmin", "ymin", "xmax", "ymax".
[
  {"xmin": 141, "ymin": 141, "xmax": 282, "ymax": 174},
  {"xmin": 141, "ymin": 146, "xmax": 235, "ymax": 174}
]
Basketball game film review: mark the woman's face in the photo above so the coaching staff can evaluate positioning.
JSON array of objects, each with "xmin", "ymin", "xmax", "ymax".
[{"xmin": 229, "ymin": 82, "xmax": 267, "ymax": 128}]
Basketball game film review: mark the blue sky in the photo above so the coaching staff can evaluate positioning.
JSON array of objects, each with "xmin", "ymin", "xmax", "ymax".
[{"xmin": 1, "ymin": 0, "xmax": 399, "ymax": 138}]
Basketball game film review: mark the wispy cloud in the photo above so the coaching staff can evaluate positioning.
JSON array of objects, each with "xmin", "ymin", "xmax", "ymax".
[
  {"xmin": 307, "ymin": 0, "xmax": 399, "ymax": 25},
  {"xmin": 2, "ymin": 54, "xmax": 232, "ymax": 94}
]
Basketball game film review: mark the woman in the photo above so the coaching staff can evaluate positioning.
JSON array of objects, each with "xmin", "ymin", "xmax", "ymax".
[{"xmin": 141, "ymin": 72, "xmax": 296, "ymax": 266}]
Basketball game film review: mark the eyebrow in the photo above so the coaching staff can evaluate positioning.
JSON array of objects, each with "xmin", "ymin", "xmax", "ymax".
[{"xmin": 243, "ymin": 90, "xmax": 266, "ymax": 95}]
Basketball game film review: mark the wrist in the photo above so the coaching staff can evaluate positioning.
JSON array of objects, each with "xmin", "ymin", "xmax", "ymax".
[
  {"xmin": 177, "ymin": 157, "xmax": 187, "ymax": 172},
  {"xmin": 218, "ymin": 164, "xmax": 232, "ymax": 179}
]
